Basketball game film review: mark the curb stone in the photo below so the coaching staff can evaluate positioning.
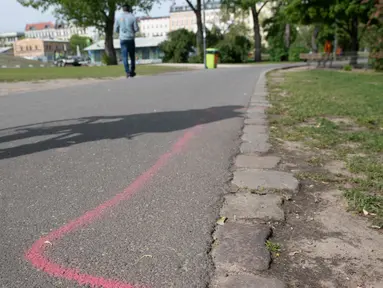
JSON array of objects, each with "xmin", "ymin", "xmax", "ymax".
[
  {"xmin": 211, "ymin": 68, "xmax": 300, "ymax": 288},
  {"xmin": 235, "ymin": 155, "xmax": 280, "ymax": 169},
  {"xmin": 232, "ymin": 170, "xmax": 299, "ymax": 192},
  {"xmin": 221, "ymin": 193, "xmax": 285, "ymax": 222},
  {"xmin": 213, "ymin": 274, "xmax": 286, "ymax": 288},
  {"xmin": 213, "ymin": 222, "xmax": 271, "ymax": 273}
]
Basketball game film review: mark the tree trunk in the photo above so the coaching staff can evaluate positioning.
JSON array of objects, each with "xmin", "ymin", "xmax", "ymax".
[
  {"xmin": 251, "ymin": 6, "xmax": 262, "ymax": 62},
  {"xmin": 284, "ymin": 24, "xmax": 291, "ymax": 49},
  {"xmin": 104, "ymin": 17, "xmax": 117, "ymax": 65},
  {"xmin": 311, "ymin": 26, "xmax": 320, "ymax": 53},
  {"xmin": 350, "ymin": 16, "xmax": 359, "ymax": 66},
  {"xmin": 196, "ymin": 10, "xmax": 203, "ymax": 58}
]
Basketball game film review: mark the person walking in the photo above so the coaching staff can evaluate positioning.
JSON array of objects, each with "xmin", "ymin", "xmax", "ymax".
[{"xmin": 115, "ymin": 4, "xmax": 139, "ymax": 78}]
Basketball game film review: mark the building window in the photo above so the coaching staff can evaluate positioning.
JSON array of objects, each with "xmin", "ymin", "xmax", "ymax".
[{"xmin": 35, "ymin": 45, "xmax": 38, "ymax": 50}]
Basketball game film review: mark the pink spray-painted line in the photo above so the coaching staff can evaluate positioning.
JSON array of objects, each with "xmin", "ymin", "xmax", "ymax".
[{"xmin": 25, "ymin": 125, "xmax": 202, "ymax": 288}]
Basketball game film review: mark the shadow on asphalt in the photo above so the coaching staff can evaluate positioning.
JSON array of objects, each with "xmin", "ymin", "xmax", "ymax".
[{"xmin": 0, "ymin": 105, "xmax": 243, "ymax": 160}]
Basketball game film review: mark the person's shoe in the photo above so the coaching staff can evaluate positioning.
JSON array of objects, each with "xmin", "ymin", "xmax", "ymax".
[
  {"xmin": 126, "ymin": 73, "xmax": 130, "ymax": 78},
  {"xmin": 130, "ymin": 72, "xmax": 136, "ymax": 78}
]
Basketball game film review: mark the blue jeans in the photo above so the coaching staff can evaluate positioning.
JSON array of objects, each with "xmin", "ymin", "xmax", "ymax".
[{"xmin": 120, "ymin": 39, "xmax": 136, "ymax": 76}]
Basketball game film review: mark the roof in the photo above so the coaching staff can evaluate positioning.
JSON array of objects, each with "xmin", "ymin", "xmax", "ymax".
[
  {"xmin": 14, "ymin": 38, "xmax": 69, "ymax": 44},
  {"xmin": 0, "ymin": 32, "xmax": 25, "ymax": 38},
  {"xmin": 0, "ymin": 47, "xmax": 13, "ymax": 53},
  {"xmin": 138, "ymin": 16, "xmax": 170, "ymax": 21},
  {"xmin": 25, "ymin": 22, "xmax": 55, "ymax": 31},
  {"xmin": 170, "ymin": 1, "xmax": 221, "ymax": 13},
  {"xmin": 42, "ymin": 39, "xmax": 70, "ymax": 43},
  {"xmin": 85, "ymin": 37, "xmax": 166, "ymax": 51}
]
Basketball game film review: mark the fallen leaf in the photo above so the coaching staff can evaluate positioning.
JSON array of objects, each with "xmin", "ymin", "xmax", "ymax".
[
  {"xmin": 44, "ymin": 241, "xmax": 52, "ymax": 246},
  {"xmin": 363, "ymin": 209, "xmax": 369, "ymax": 216},
  {"xmin": 289, "ymin": 251, "xmax": 300, "ymax": 256},
  {"xmin": 217, "ymin": 216, "xmax": 227, "ymax": 226}
]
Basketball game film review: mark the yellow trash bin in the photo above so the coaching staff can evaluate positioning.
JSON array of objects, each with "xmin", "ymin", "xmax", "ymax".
[{"xmin": 206, "ymin": 48, "xmax": 219, "ymax": 69}]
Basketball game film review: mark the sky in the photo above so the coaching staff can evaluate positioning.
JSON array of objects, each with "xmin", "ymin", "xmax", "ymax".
[{"xmin": 0, "ymin": 0, "xmax": 183, "ymax": 33}]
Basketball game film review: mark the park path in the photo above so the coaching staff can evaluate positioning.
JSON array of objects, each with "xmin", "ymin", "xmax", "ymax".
[{"xmin": 0, "ymin": 66, "xmax": 294, "ymax": 288}]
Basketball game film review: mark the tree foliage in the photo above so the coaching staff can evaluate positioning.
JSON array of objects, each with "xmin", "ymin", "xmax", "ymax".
[
  {"xmin": 216, "ymin": 23, "xmax": 252, "ymax": 63},
  {"xmin": 285, "ymin": 0, "xmax": 378, "ymax": 65},
  {"xmin": 17, "ymin": 0, "xmax": 156, "ymax": 65},
  {"xmin": 263, "ymin": 3, "xmax": 297, "ymax": 61},
  {"xmin": 221, "ymin": 0, "xmax": 270, "ymax": 62},
  {"xmin": 69, "ymin": 34, "xmax": 92, "ymax": 53},
  {"xmin": 160, "ymin": 24, "xmax": 251, "ymax": 64},
  {"xmin": 160, "ymin": 29, "xmax": 196, "ymax": 63}
]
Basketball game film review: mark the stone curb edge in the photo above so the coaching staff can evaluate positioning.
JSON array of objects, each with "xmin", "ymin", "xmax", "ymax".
[{"xmin": 210, "ymin": 65, "xmax": 302, "ymax": 288}]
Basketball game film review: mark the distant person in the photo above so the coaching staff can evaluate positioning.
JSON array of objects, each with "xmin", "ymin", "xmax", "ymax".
[{"xmin": 115, "ymin": 4, "xmax": 139, "ymax": 78}]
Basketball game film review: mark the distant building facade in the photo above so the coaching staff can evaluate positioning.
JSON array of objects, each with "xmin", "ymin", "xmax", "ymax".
[
  {"xmin": 24, "ymin": 22, "xmax": 99, "ymax": 41},
  {"xmin": 169, "ymin": 1, "xmax": 272, "ymax": 45},
  {"xmin": 169, "ymin": 1, "xmax": 253, "ymax": 33},
  {"xmin": 13, "ymin": 38, "xmax": 70, "ymax": 61},
  {"xmin": 0, "ymin": 46, "xmax": 14, "ymax": 55},
  {"xmin": 138, "ymin": 16, "xmax": 170, "ymax": 37},
  {"xmin": 0, "ymin": 32, "xmax": 25, "ymax": 47},
  {"xmin": 85, "ymin": 37, "xmax": 165, "ymax": 64}
]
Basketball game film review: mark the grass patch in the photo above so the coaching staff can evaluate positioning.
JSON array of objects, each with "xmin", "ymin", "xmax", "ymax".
[
  {"xmin": 0, "ymin": 65, "xmax": 189, "ymax": 82},
  {"xmin": 269, "ymin": 69, "xmax": 383, "ymax": 226},
  {"xmin": 0, "ymin": 54, "xmax": 42, "ymax": 68},
  {"xmin": 266, "ymin": 240, "xmax": 281, "ymax": 254}
]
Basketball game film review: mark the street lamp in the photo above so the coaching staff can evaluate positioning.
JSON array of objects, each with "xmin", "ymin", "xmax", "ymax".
[{"xmin": 202, "ymin": 0, "xmax": 207, "ymax": 69}]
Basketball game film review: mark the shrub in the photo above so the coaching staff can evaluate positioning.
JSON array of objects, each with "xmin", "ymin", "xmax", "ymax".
[
  {"xmin": 288, "ymin": 42, "xmax": 310, "ymax": 61},
  {"xmin": 343, "ymin": 64, "xmax": 353, "ymax": 71},
  {"xmin": 101, "ymin": 53, "xmax": 112, "ymax": 65}
]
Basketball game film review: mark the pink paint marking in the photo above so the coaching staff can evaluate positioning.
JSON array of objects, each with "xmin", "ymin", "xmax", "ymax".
[{"xmin": 25, "ymin": 125, "xmax": 202, "ymax": 288}]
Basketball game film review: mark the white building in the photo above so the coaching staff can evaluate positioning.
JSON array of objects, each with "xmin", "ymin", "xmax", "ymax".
[
  {"xmin": 24, "ymin": 22, "xmax": 99, "ymax": 41},
  {"xmin": 138, "ymin": 16, "xmax": 170, "ymax": 38},
  {"xmin": 169, "ymin": 1, "xmax": 253, "ymax": 33},
  {"xmin": 0, "ymin": 32, "xmax": 25, "ymax": 47},
  {"xmin": 169, "ymin": 1, "xmax": 272, "ymax": 45}
]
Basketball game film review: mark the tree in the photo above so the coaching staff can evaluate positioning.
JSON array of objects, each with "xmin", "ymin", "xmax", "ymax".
[
  {"xmin": 159, "ymin": 29, "xmax": 196, "ymax": 63},
  {"xmin": 285, "ymin": 0, "xmax": 377, "ymax": 65},
  {"xmin": 263, "ymin": 2, "xmax": 297, "ymax": 61},
  {"xmin": 216, "ymin": 23, "xmax": 252, "ymax": 63},
  {"xmin": 17, "ymin": 0, "xmax": 156, "ymax": 65},
  {"xmin": 222, "ymin": 0, "xmax": 270, "ymax": 62},
  {"xmin": 184, "ymin": 0, "xmax": 204, "ymax": 57},
  {"xmin": 69, "ymin": 34, "xmax": 92, "ymax": 54},
  {"xmin": 362, "ymin": 0, "xmax": 383, "ymax": 70}
]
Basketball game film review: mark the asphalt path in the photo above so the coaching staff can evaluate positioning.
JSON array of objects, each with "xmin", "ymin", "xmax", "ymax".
[{"xmin": 1, "ymin": 65, "xmax": 284, "ymax": 288}]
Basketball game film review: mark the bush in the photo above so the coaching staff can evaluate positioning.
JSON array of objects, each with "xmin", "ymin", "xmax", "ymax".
[
  {"xmin": 369, "ymin": 56, "xmax": 383, "ymax": 71},
  {"xmin": 343, "ymin": 64, "xmax": 353, "ymax": 71},
  {"xmin": 188, "ymin": 55, "xmax": 203, "ymax": 63},
  {"xmin": 216, "ymin": 30, "xmax": 251, "ymax": 64},
  {"xmin": 101, "ymin": 53, "xmax": 112, "ymax": 65},
  {"xmin": 288, "ymin": 42, "xmax": 310, "ymax": 61},
  {"xmin": 159, "ymin": 29, "xmax": 195, "ymax": 63}
]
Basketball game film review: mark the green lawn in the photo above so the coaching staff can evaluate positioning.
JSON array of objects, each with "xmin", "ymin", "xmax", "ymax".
[
  {"xmin": 0, "ymin": 54, "xmax": 42, "ymax": 67},
  {"xmin": 0, "ymin": 65, "xmax": 189, "ymax": 82},
  {"xmin": 268, "ymin": 69, "xmax": 383, "ymax": 227}
]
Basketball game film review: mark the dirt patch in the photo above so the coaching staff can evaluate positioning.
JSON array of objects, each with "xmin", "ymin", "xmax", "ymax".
[
  {"xmin": 264, "ymin": 70, "xmax": 383, "ymax": 288},
  {"xmin": 326, "ymin": 117, "xmax": 355, "ymax": 126},
  {"xmin": 0, "ymin": 78, "xmax": 118, "ymax": 96},
  {"xmin": 325, "ymin": 160, "xmax": 357, "ymax": 178},
  {"xmin": 286, "ymin": 66, "xmax": 316, "ymax": 72},
  {"xmin": 269, "ymin": 189, "xmax": 383, "ymax": 288},
  {"xmin": 266, "ymin": 144, "xmax": 383, "ymax": 287}
]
